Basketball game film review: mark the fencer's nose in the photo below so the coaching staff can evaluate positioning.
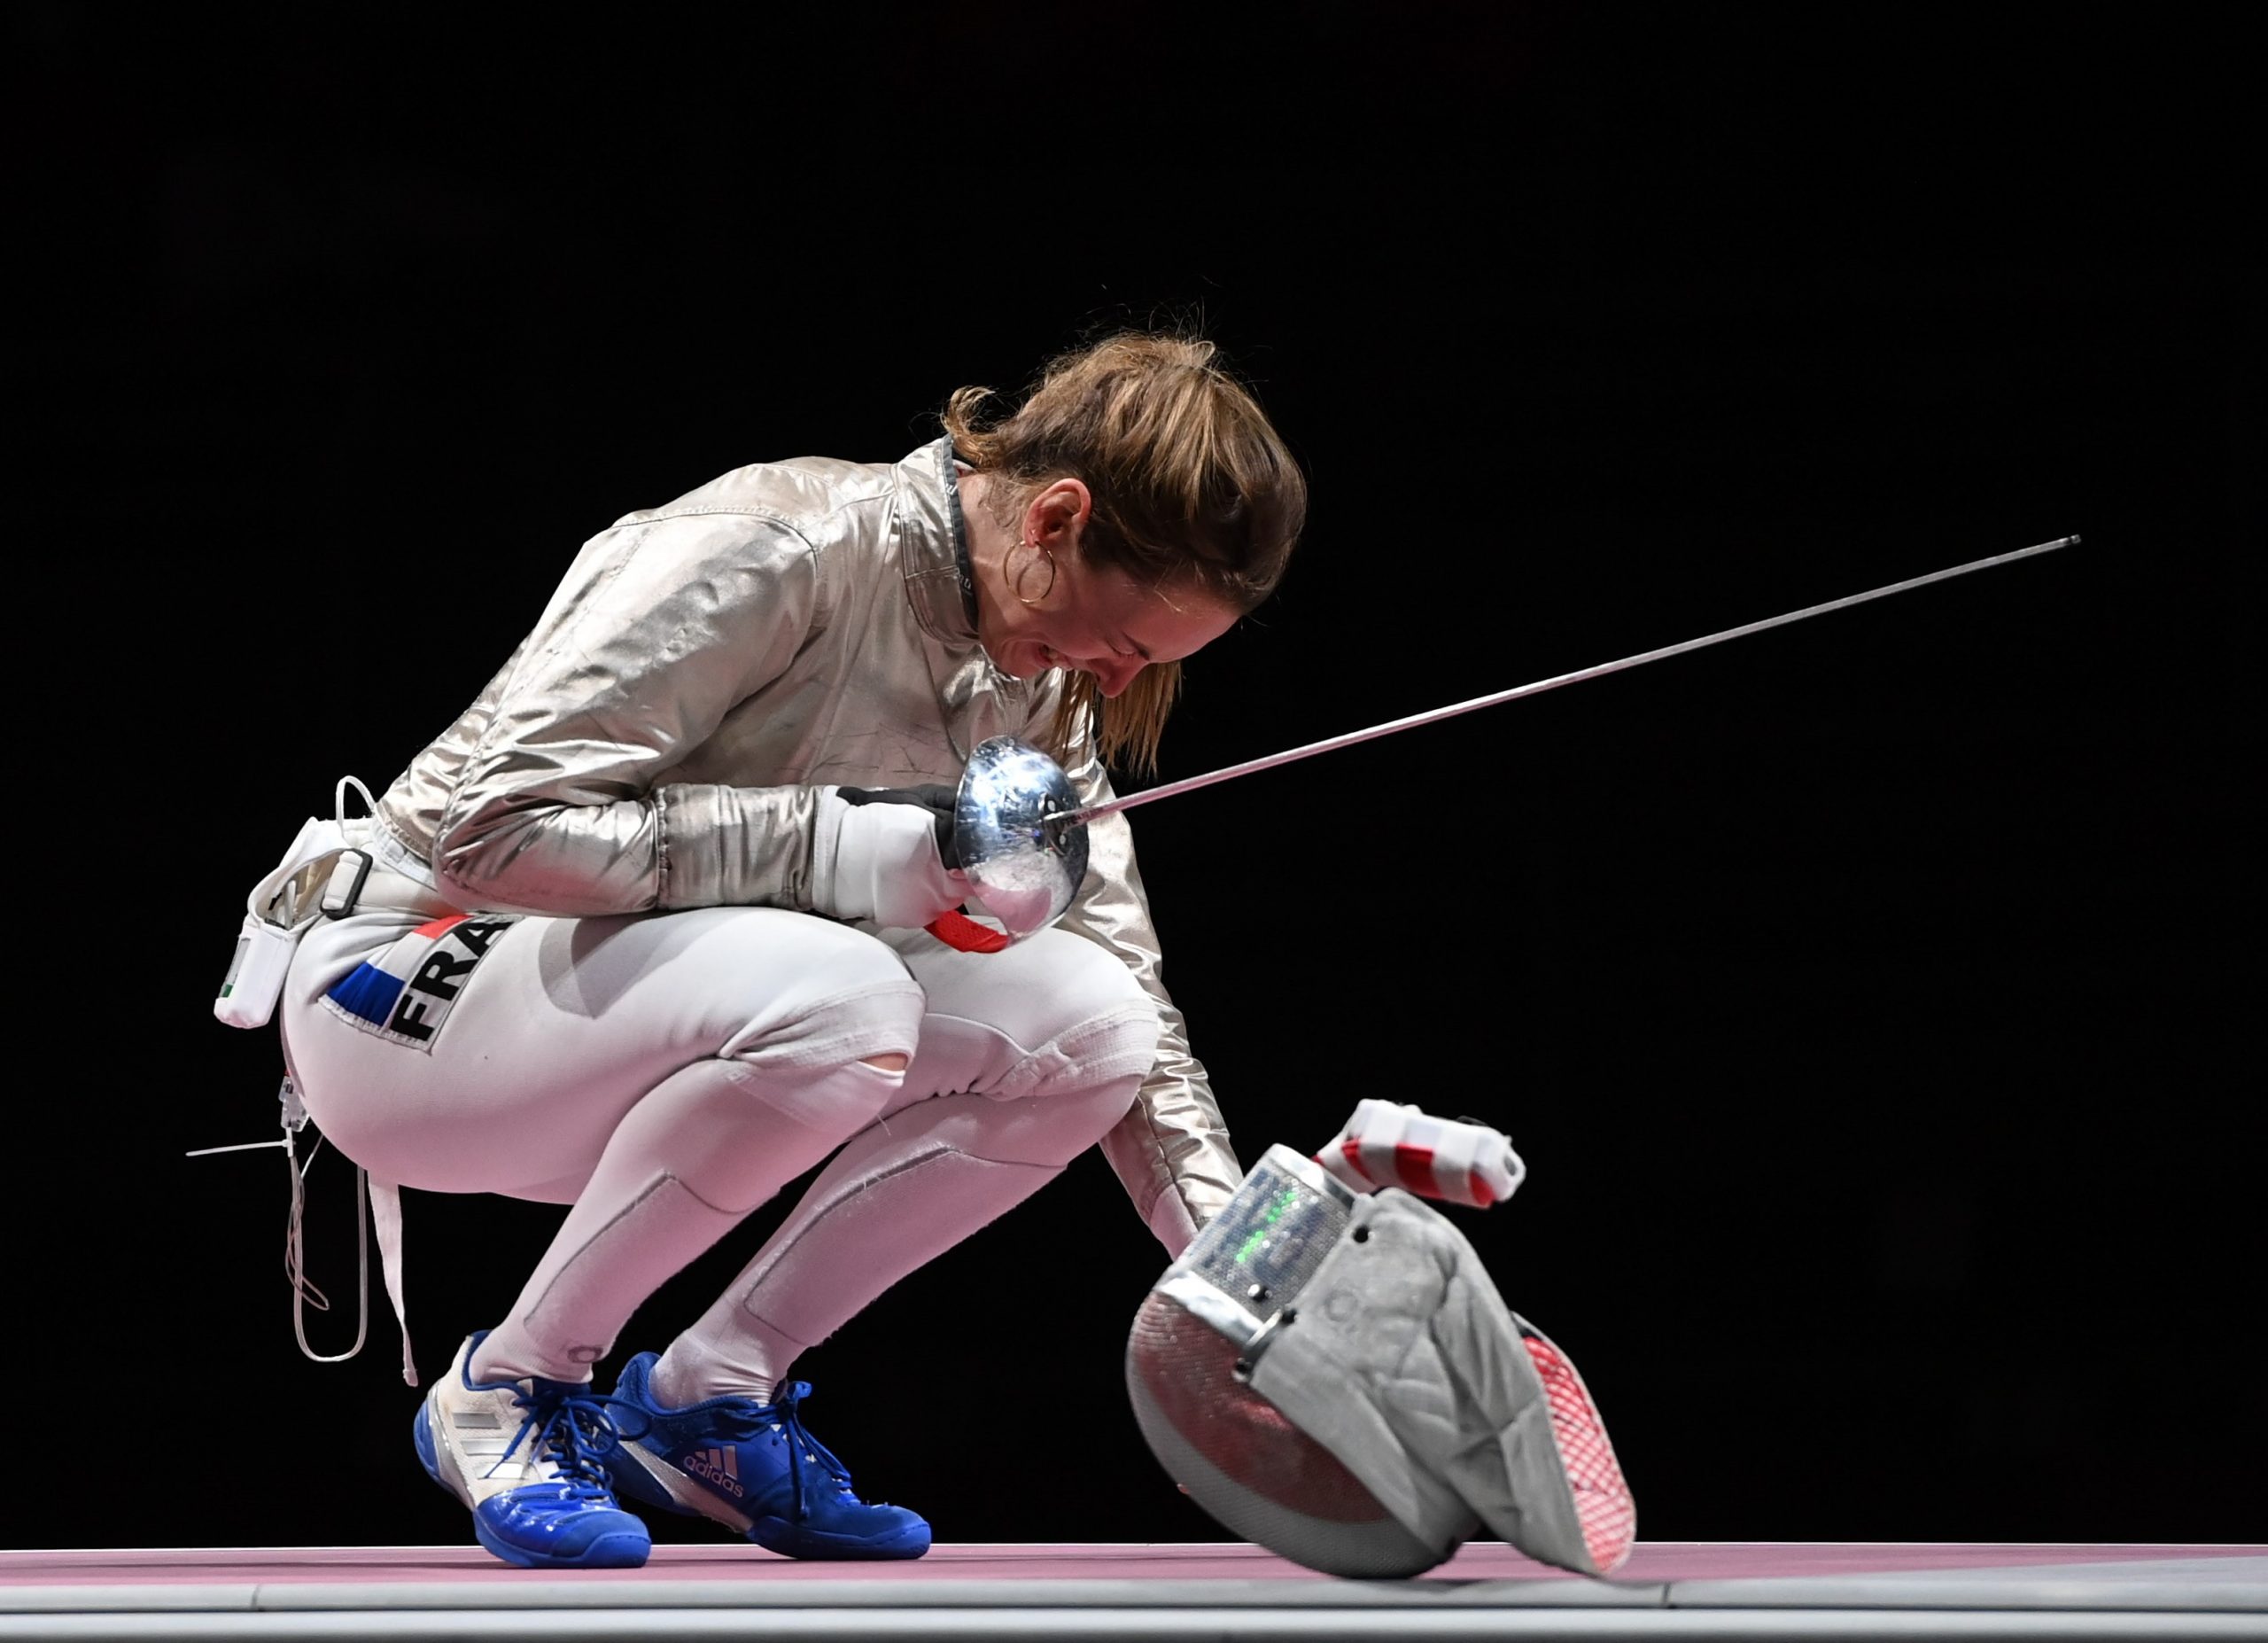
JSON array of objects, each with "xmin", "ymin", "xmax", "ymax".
[{"xmin": 1088, "ymin": 655, "xmax": 1145, "ymax": 698}]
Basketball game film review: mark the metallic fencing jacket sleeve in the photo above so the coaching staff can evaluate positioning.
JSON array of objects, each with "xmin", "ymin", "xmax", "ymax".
[
  {"xmin": 1049, "ymin": 716, "xmax": 1247, "ymax": 1256},
  {"xmin": 384, "ymin": 507, "xmax": 841, "ymax": 917}
]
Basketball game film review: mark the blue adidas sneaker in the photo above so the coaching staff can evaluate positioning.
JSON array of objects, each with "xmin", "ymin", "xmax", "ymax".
[
  {"xmin": 605, "ymin": 1353, "xmax": 931, "ymax": 1559},
  {"xmin": 414, "ymin": 1332, "xmax": 652, "ymax": 1569}
]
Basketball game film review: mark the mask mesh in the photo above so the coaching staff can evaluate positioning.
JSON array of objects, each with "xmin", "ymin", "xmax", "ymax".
[{"xmin": 1125, "ymin": 1289, "xmax": 1451, "ymax": 1577}]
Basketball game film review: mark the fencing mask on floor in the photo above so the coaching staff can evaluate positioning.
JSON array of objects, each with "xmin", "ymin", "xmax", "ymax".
[{"xmin": 1125, "ymin": 1101, "xmax": 1635, "ymax": 1579}]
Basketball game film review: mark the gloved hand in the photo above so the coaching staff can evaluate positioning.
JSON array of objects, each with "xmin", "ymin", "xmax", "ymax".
[
  {"xmin": 835, "ymin": 784, "xmax": 960, "ymax": 868},
  {"xmin": 818, "ymin": 784, "xmax": 968, "ymax": 930}
]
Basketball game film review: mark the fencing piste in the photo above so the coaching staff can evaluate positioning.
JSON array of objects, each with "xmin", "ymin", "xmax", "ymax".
[{"xmin": 1124, "ymin": 1102, "xmax": 1635, "ymax": 1578}]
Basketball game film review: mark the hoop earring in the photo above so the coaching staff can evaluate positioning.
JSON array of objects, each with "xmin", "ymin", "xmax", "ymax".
[{"xmin": 1007, "ymin": 539, "xmax": 1058, "ymax": 608}]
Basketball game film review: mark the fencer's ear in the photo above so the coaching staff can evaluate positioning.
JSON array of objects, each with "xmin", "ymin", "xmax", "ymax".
[{"xmin": 1025, "ymin": 479, "xmax": 1091, "ymax": 549}]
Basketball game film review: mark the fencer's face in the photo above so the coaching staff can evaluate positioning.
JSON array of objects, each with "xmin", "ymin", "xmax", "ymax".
[
  {"xmin": 988, "ymin": 558, "xmax": 1238, "ymax": 698},
  {"xmin": 972, "ymin": 476, "xmax": 1239, "ymax": 697}
]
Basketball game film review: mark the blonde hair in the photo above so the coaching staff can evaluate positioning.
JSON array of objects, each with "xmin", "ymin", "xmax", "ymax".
[{"xmin": 944, "ymin": 331, "xmax": 1307, "ymax": 775}]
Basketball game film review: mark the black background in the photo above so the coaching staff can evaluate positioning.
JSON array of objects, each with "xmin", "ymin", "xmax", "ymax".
[{"xmin": 15, "ymin": 4, "xmax": 2259, "ymax": 1551}]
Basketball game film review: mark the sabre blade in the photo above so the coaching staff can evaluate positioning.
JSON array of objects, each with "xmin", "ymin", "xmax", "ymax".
[{"xmin": 1053, "ymin": 533, "xmax": 2079, "ymax": 829}]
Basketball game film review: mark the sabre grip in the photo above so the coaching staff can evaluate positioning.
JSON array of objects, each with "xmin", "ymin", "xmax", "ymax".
[{"xmin": 835, "ymin": 784, "xmax": 960, "ymax": 868}]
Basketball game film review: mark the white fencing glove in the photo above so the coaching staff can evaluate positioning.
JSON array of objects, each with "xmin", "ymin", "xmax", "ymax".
[{"xmin": 815, "ymin": 784, "xmax": 970, "ymax": 931}]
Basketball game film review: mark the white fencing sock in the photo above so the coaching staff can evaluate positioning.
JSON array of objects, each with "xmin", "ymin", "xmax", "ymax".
[
  {"xmin": 650, "ymin": 1070, "xmax": 1145, "ymax": 1406},
  {"xmin": 473, "ymin": 1050, "xmax": 913, "ymax": 1386}
]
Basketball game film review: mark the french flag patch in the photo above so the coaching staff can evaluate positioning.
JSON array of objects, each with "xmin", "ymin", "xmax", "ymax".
[{"xmin": 323, "ymin": 914, "xmax": 516, "ymax": 1051}]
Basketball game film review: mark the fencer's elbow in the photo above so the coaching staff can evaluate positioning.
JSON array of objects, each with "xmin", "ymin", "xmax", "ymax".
[
  {"xmin": 430, "ymin": 839, "xmax": 544, "ymax": 915},
  {"xmin": 428, "ymin": 818, "xmax": 596, "ymax": 916}
]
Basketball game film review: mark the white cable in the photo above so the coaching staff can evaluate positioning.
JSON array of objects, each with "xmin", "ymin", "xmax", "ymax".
[
  {"xmin": 285, "ymin": 1125, "xmax": 370, "ymax": 1366},
  {"xmin": 334, "ymin": 775, "xmax": 377, "ymax": 825}
]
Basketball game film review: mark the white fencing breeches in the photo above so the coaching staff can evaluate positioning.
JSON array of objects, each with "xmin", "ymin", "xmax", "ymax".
[
  {"xmin": 281, "ymin": 900, "xmax": 1159, "ymax": 1389},
  {"xmin": 649, "ymin": 923, "xmax": 1160, "ymax": 1405}
]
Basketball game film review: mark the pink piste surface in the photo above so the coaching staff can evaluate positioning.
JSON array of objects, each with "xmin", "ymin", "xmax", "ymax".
[{"xmin": 4, "ymin": 1542, "xmax": 2261, "ymax": 1588}]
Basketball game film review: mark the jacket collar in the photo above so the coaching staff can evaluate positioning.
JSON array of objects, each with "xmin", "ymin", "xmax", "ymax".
[{"xmin": 896, "ymin": 437, "xmax": 982, "ymax": 648}]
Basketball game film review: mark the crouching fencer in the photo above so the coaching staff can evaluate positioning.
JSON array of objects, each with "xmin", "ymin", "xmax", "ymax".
[
  {"xmin": 1128, "ymin": 1101, "xmax": 1637, "ymax": 1578},
  {"xmin": 215, "ymin": 331, "xmax": 1308, "ymax": 1569}
]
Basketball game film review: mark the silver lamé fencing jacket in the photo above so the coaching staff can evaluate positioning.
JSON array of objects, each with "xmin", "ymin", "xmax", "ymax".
[{"xmin": 371, "ymin": 437, "xmax": 1239, "ymax": 1250}]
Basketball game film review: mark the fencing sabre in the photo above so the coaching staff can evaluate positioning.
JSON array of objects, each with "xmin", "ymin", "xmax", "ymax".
[{"xmin": 936, "ymin": 533, "xmax": 2079, "ymax": 946}]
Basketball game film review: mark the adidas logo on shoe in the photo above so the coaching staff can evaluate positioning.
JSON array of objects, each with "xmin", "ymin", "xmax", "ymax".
[
  {"xmin": 683, "ymin": 1446, "xmax": 744, "ymax": 1498},
  {"xmin": 605, "ymin": 1359, "xmax": 929, "ymax": 1559}
]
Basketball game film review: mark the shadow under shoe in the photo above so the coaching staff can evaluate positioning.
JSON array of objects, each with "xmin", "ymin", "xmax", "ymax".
[
  {"xmin": 605, "ymin": 1353, "xmax": 931, "ymax": 1560},
  {"xmin": 414, "ymin": 1331, "xmax": 652, "ymax": 1570}
]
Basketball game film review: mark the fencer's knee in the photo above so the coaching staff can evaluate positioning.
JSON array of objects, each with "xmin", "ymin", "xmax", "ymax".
[
  {"xmin": 1033, "ymin": 1065, "xmax": 1151, "ymax": 1164},
  {"xmin": 1011, "ymin": 931, "xmax": 1161, "ymax": 1058},
  {"xmin": 989, "ymin": 935, "xmax": 1162, "ymax": 1106},
  {"xmin": 717, "ymin": 932, "xmax": 926, "ymax": 1127}
]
